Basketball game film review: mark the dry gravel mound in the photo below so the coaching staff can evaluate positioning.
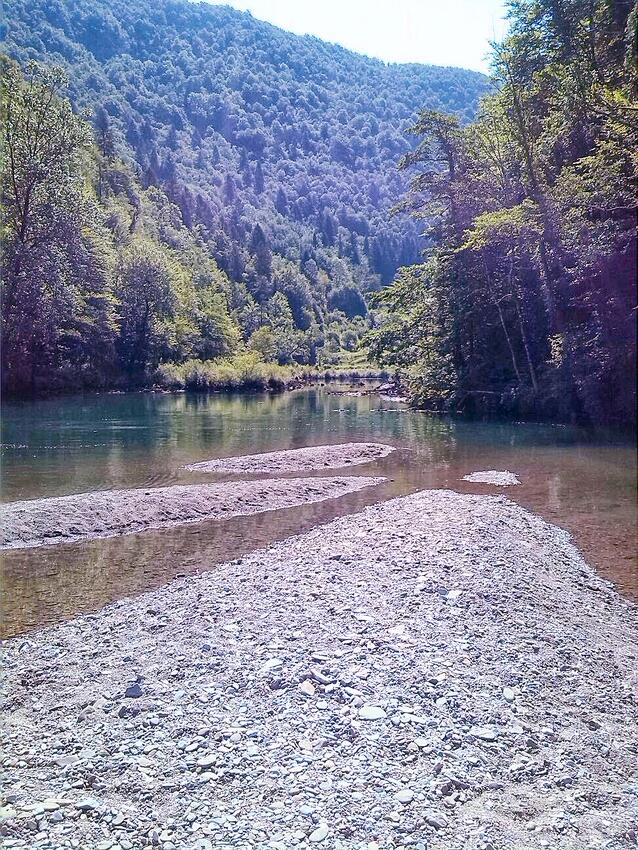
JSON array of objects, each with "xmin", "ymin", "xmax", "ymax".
[
  {"xmin": 2, "ymin": 490, "xmax": 636, "ymax": 850},
  {"xmin": 0, "ymin": 476, "xmax": 384, "ymax": 550},
  {"xmin": 462, "ymin": 471, "xmax": 521, "ymax": 486},
  {"xmin": 184, "ymin": 442, "xmax": 396, "ymax": 474}
]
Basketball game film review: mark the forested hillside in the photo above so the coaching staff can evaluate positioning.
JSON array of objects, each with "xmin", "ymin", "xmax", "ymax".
[
  {"xmin": 1, "ymin": 0, "xmax": 488, "ymax": 393},
  {"xmin": 368, "ymin": 0, "xmax": 637, "ymax": 425}
]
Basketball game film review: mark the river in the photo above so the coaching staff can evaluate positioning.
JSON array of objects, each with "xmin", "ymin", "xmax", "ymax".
[{"xmin": 1, "ymin": 385, "xmax": 636, "ymax": 637}]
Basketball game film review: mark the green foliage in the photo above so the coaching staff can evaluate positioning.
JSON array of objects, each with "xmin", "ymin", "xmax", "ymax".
[
  {"xmin": 367, "ymin": 263, "xmax": 457, "ymax": 404},
  {"xmin": 115, "ymin": 238, "xmax": 176, "ymax": 375},
  {"xmin": 0, "ymin": 54, "xmax": 410, "ymax": 392},
  {"xmin": 2, "ymin": 0, "xmax": 490, "ymax": 390},
  {"xmin": 154, "ymin": 354, "xmax": 390, "ymax": 392},
  {"xmin": 0, "ymin": 59, "xmax": 244, "ymax": 392},
  {"xmin": 155, "ymin": 352, "xmax": 292, "ymax": 392},
  {"xmin": 1, "ymin": 58, "xmax": 117, "ymax": 392},
  {"xmin": 368, "ymin": 0, "xmax": 637, "ymax": 425}
]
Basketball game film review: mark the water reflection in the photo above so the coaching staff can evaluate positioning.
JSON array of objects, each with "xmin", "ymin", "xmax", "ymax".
[{"xmin": 1, "ymin": 387, "xmax": 636, "ymax": 637}]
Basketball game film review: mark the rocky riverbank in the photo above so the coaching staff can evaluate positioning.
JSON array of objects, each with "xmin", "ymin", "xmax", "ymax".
[
  {"xmin": 2, "ymin": 490, "xmax": 637, "ymax": 850},
  {"xmin": 0, "ymin": 477, "xmax": 384, "ymax": 550}
]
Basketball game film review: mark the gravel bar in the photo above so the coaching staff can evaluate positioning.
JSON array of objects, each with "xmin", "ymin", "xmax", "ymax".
[
  {"xmin": 184, "ymin": 442, "xmax": 396, "ymax": 474},
  {"xmin": 461, "ymin": 471, "xmax": 521, "ymax": 486},
  {"xmin": 1, "ymin": 490, "xmax": 637, "ymax": 850},
  {"xmin": 0, "ymin": 477, "xmax": 384, "ymax": 550}
]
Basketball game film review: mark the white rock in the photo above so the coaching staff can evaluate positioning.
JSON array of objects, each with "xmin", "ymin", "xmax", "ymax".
[
  {"xmin": 469, "ymin": 725, "xmax": 499, "ymax": 741},
  {"xmin": 394, "ymin": 789, "xmax": 414, "ymax": 803},
  {"xmin": 424, "ymin": 811, "xmax": 448, "ymax": 829},
  {"xmin": 309, "ymin": 824, "xmax": 329, "ymax": 842},
  {"xmin": 359, "ymin": 705, "xmax": 386, "ymax": 720},
  {"xmin": 462, "ymin": 470, "xmax": 520, "ymax": 486},
  {"xmin": 299, "ymin": 679, "xmax": 316, "ymax": 696}
]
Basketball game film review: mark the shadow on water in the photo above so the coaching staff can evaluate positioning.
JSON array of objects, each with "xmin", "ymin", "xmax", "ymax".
[{"xmin": 1, "ymin": 386, "xmax": 636, "ymax": 637}]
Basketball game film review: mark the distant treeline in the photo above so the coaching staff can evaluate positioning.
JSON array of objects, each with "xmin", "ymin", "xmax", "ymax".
[{"xmin": 368, "ymin": 0, "xmax": 637, "ymax": 425}]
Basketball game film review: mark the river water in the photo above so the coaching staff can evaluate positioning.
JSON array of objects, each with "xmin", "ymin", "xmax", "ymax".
[{"xmin": 1, "ymin": 386, "xmax": 636, "ymax": 637}]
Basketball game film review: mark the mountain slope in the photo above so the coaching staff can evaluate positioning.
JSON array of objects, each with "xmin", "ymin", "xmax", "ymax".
[
  {"xmin": 2, "ymin": 0, "xmax": 489, "ymax": 373},
  {"xmin": 3, "ymin": 0, "xmax": 488, "ymax": 278}
]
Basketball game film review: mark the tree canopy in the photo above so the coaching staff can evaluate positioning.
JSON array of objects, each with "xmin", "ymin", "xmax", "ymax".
[{"xmin": 367, "ymin": 0, "xmax": 637, "ymax": 425}]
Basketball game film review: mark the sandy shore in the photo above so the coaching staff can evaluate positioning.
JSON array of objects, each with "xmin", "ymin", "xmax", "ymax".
[
  {"xmin": 0, "ymin": 477, "xmax": 384, "ymax": 550},
  {"xmin": 2, "ymin": 490, "xmax": 636, "ymax": 850},
  {"xmin": 184, "ymin": 442, "xmax": 396, "ymax": 474}
]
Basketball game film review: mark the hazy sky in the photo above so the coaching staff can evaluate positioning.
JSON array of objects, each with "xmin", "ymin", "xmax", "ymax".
[{"xmin": 206, "ymin": 1, "xmax": 509, "ymax": 73}]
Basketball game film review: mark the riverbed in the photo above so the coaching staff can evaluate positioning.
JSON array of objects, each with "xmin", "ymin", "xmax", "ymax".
[
  {"xmin": 2, "ymin": 490, "xmax": 637, "ymax": 850},
  {"xmin": 1, "ymin": 385, "xmax": 636, "ymax": 636}
]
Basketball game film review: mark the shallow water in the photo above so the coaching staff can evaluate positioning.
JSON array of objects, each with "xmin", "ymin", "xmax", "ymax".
[{"xmin": 1, "ymin": 386, "xmax": 636, "ymax": 636}]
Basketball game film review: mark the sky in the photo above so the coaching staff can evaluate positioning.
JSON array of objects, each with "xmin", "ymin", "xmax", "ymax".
[{"xmin": 206, "ymin": 0, "xmax": 509, "ymax": 73}]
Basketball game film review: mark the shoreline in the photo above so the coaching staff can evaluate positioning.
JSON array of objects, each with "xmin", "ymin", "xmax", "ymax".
[
  {"xmin": 0, "ymin": 368, "xmax": 392, "ymax": 402},
  {"xmin": 2, "ymin": 490, "xmax": 636, "ymax": 849}
]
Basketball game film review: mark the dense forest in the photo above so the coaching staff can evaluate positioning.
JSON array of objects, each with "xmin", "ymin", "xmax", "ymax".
[
  {"xmin": 2, "ymin": 0, "xmax": 635, "ymax": 426},
  {"xmin": 368, "ymin": 0, "xmax": 637, "ymax": 426},
  {"xmin": 1, "ymin": 0, "xmax": 487, "ymax": 394}
]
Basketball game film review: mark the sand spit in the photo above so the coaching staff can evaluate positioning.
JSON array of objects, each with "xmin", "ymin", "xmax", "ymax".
[
  {"xmin": 184, "ymin": 442, "xmax": 396, "ymax": 474},
  {"xmin": 2, "ymin": 490, "xmax": 636, "ymax": 849},
  {"xmin": 0, "ymin": 476, "xmax": 384, "ymax": 550},
  {"xmin": 462, "ymin": 470, "xmax": 521, "ymax": 486}
]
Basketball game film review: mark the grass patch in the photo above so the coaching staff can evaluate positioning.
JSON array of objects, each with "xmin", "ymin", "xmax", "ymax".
[{"xmin": 154, "ymin": 354, "xmax": 390, "ymax": 392}]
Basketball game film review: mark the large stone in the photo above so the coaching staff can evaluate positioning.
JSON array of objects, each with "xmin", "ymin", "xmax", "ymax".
[
  {"xmin": 359, "ymin": 705, "xmax": 386, "ymax": 720},
  {"xmin": 299, "ymin": 679, "xmax": 316, "ymax": 696},
  {"xmin": 75, "ymin": 798, "xmax": 100, "ymax": 812},
  {"xmin": 394, "ymin": 789, "xmax": 414, "ymax": 803},
  {"xmin": 469, "ymin": 725, "xmax": 499, "ymax": 741},
  {"xmin": 309, "ymin": 824, "xmax": 330, "ymax": 843}
]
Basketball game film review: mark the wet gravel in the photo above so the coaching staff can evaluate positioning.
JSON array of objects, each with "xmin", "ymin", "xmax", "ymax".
[{"xmin": 0, "ymin": 477, "xmax": 384, "ymax": 550}]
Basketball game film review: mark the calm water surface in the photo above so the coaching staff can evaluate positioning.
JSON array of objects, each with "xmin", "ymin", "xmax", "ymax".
[{"xmin": 1, "ymin": 387, "xmax": 636, "ymax": 637}]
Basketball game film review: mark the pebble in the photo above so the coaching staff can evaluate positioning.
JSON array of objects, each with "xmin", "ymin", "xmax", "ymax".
[
  {"xmin": 309, "ymin": 824, "xmax": 330, "ymax": 842},
  {"xmin": 359, "ymin": 705, "xmax": 386, "ymax": 720}
]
